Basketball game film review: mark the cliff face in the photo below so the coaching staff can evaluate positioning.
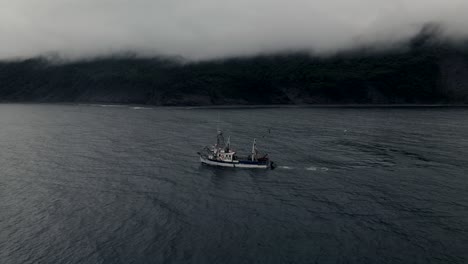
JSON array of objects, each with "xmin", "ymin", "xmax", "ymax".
[
  {"xmin": 438, "ymin": 55, "xmax": 468, "ymax": 103},
  {"xmin": 0, "ymin": 46, "xmax": 467, "ymax": 105}
]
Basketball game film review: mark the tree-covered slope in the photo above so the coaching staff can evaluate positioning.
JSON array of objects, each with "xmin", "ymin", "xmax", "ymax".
[{"xmin": 1, "ymin": 40, "xmax": 468, "ymax": 105}]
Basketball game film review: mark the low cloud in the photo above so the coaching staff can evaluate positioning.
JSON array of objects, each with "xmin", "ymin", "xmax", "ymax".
[{"xmin": 1, "ymin": 0, "xmax": 467, "ymax": 60}]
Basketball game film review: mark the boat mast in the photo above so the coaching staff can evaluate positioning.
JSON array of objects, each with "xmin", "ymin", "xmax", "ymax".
[
  {"xmin": 216, "ymin": 112, "xmax": 220, "ymax": 133},
  {"xmin": 251, "ymin": 138, "xmax": 257, "ymax": 161},
  {"xmin": 215, "ymin": 112, "xmax": 225, "ymax": 149},
  {"xmin": 217, "ymin": 130, "xmax": 225, "ymax": 148},
  {"xmin": 226, "ymin": 136, "xmax": 231, "ymax": 151}
]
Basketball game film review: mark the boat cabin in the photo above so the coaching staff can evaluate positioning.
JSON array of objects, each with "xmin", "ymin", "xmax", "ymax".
[{"xmin": 212, "ymin": 148, "xmax": 237, "ymax": 162}]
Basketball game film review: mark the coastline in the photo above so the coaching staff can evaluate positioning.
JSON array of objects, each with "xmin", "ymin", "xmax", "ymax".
[{"xmin": 1, "ymin": 102, "xmax": 467, "ymax": 109}]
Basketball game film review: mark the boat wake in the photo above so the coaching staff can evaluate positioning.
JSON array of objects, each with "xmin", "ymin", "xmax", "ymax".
[
  {"xmin": 98, "ymin": 104, "xmax": 128, "ymax": 108},
  {"xmin": 132, "ymin": 107, "xmax": 153, "ymax": 110},
  {"xmin": 277, "ymin": 166, "xmax": 329, "ymax": 171}
]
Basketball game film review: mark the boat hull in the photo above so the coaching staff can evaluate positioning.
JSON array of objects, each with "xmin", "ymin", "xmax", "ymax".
[{"xmin": 200, "ymin": 156, "xmax": 270, "ymax": 169}]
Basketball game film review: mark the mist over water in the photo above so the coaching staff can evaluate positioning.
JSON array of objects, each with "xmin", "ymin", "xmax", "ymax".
[{"xmin": 1, "ymin": 104, "xmax": 467, "ymax": 263}]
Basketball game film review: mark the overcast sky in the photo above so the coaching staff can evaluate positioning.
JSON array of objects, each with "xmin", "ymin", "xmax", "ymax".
[{"xmin": 0, "ymin": 0, "xmax": 467, "ymax": 60}]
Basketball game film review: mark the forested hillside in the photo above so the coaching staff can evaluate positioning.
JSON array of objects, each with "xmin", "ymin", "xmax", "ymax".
[{"xmin": 1, "ymin": 33, "xmax": 467, "ymax": 105}]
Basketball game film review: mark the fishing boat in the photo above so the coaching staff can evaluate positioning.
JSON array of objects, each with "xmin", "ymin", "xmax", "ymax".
[{"xmin": 198, "ymin": 130, "xmax": 275, "ymax": 169}]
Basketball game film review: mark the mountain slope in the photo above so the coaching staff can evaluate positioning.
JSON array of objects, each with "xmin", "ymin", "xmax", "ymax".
[{"xmin": 1, "ymin": 43, "xmax": 468, "ymax": 105}]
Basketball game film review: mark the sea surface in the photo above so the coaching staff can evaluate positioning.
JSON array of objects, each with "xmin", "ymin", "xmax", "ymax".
[{"xmin": 0, "ymin": 104, "xmax": 467, "ymax": 264}]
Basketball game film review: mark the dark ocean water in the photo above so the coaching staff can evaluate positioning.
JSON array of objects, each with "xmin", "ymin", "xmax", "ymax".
[{"xmin": 0, "ymin": 104, "xmax": 467, "ymax": 264}]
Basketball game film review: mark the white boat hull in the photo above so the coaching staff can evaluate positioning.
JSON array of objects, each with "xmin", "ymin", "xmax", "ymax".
[{"xmin": 200, "ymin": 156, "xmax": 269, "ymax": 169}]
